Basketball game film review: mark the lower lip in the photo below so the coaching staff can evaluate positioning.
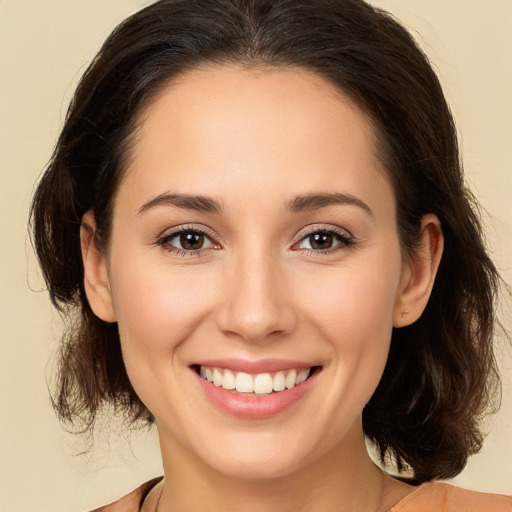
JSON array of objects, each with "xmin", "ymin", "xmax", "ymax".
[{"xmin": 193, "ymin": 369, "xmax": 320, "ymax": 419}]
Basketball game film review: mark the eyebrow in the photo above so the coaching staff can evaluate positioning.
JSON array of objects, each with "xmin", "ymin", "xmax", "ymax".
[
  {"xmin": 138, "ymin": 192, "xmax": 224, "ymax": 215},
  {"xmin": 138, "ymin": 191, "xmax": 372, "ymax": 217},
  {"xmin": 286, "ymin": 192, "xmax": 373, "ymax": 217}
]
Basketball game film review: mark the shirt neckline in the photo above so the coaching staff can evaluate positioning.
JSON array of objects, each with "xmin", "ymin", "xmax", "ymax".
[
  {"xmin": 386, "ymin": 482, "xmax": 431, "ymax": 511},
  {"xmin": 139, "ymin": 477, "xmax": 431, "ymax": 512}
]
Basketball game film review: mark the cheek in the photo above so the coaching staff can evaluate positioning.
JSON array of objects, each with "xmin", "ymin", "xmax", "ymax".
[
  {"xmin": 108, "ymin": 257, "xmax": 221, "ymax": 418},
  {"xmin": 310, "ymin": 277, "xmax": 396, "ymax": 385},
  {"xmin": 301, "ymin": 257, "xmax": 400, "ymax": 342},
  {"xmin": 299, "ymin": 252, "xmax": 402, "ymax": 391},
  {"xmin": 109, "ymin": 258, "xmax": 217, "ymax": 359}
]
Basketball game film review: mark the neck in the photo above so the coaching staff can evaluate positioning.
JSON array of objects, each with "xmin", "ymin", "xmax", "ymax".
[{"xmin": 153, "ymin": 421, "xmax": 406, "ymax": 512}]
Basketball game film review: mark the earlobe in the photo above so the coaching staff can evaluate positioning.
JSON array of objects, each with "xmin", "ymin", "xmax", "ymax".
[
  {"xmin": 80, "ymin": 211, "xmax": 116, "ymax": 323},
  {"xmin": 393, "ymin": 214, "xmax": 444, "ymax": 327}
]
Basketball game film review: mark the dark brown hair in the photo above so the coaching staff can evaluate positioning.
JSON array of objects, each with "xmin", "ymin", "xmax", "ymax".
[{"xmin": 30, "ymin": 0, "xmax": 502, "ymax": 483}]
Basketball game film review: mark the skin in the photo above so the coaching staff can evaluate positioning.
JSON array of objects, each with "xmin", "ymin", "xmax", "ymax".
[{"xmin": 81, "ymin": 66, "xmax": 443, "ymax": 511}]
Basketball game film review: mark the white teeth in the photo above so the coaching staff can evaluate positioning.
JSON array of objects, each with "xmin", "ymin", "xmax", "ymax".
[
  {"xmin": 199, "ymin": 366, "xmax": 313, "ymax": 393},
  {"xmin": 254, "ymin": 373, "xmax": 273, "ymax": 394},
  {"xmin": 212, "ymin": 368, "xmax": 223, "ymax": 387},
  {"xmin": 285, "ymin": 369, "xmax": 297, "ymax": 389},
  {"xmin": 296, "ymin": 368, "xmax": 310, "ymax": 385},
  {"xmin": 235, "ymin": 372, "xmax": 254, "ymax": 393},
  {"xmin": 222, "ymin": 370, "xmax": 236, "ymax": 390},
  {"xmin": 273, "ymin": 371, "xmax": 286, "ymax": 392}
]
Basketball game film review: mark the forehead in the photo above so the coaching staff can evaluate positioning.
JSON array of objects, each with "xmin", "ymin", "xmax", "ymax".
[
  {"xmin": 136, "ymin": 65, "xmax": 378, "ymax": 154},
  {"xmin": 119, "ymin": 65, "xmax": 392, "ymax": 216}
]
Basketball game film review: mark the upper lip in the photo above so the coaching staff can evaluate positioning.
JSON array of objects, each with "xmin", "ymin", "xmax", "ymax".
[{"xmin": 191, "ymin": 358, "xmax": 318, "ymax": 374}]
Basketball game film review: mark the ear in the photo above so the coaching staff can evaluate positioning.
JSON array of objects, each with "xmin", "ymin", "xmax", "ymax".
[
  {"xmin": 393, "ymin": 214, "xmax": 444, "ymax": 327},
  {"xmin": 80, "ymin": 210, "xmax": 116, "ymax": 323}
]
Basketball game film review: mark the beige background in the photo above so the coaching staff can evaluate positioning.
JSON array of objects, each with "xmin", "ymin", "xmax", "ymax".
[{"xmin": 0, "ymin": 1, "xmax": 510, "ymax": 511}]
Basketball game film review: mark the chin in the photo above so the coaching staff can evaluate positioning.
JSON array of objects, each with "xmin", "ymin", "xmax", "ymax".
[
  {"xmin": 206, "ymin": 453, "xmax": 306, "ymax": 481},
  {"xmin": 188, "ymin": 429, "xmax": 320, "ymax": 481}
]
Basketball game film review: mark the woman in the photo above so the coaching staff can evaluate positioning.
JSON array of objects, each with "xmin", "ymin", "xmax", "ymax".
[{"xmin": 30, "ymin": 0, "xmax": 511, "ymax": 510}]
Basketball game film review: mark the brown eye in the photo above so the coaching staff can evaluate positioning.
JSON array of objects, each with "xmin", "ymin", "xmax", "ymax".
[
  {"xmin": 296, "ymin": 229, "xmax": 353, "ymax": 253},
  {"xmin": 180, "ymin": 232, "xmax": 205, "ymax": 250},
  {"xmin": 159, "ymin": 229, "xmax": 215, "ymax": 253},
  {"xmin": 308, "ymin": 232, "xmax": 334, "ymax": 250}
]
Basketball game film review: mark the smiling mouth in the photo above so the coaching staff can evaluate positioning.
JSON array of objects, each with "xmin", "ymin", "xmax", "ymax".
[{"xmin": 191, "ymin": 365, "xmax": 321, "ymax": 395}]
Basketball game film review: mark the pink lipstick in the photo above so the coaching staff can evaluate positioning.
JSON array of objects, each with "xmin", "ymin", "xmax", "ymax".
[{"xmin": 191, "ymin": 360, "xmax": 320, "ymax": 419}]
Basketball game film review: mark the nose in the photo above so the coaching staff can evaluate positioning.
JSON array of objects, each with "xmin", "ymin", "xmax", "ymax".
[{"xmin": 215, "ymin": 247, "xmax": 297, "ymax": 344}]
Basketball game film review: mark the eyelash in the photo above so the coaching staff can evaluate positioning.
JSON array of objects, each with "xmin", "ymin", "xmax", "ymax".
[
  {"xmin": 293, "ymin": 227, "xmax": 355, "ymax": 256},
  {"xmin": 156, "ymin": 225, "xmax": 218, "ymax": 258},
  {"xmin": 156, "ymin": 225, "xmax": 355, "ymax": 257}
]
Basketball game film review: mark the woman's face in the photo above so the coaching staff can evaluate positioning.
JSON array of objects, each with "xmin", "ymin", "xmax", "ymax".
[{"xmin": 90, "ymin": 66, "xmax": 415, "ymax": 478}]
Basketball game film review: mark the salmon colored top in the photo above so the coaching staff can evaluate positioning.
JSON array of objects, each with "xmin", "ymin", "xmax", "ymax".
[{"xmin": 90, "ymin": 478, "xmax": 512, "ymax": 512}]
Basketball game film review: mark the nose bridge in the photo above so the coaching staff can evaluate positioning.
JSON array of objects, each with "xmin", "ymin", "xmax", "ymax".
[{"xmin": 217, "ymin": 236, "xmax": 295, "ymax": 343}]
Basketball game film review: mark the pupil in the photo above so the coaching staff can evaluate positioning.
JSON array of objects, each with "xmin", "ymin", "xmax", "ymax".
[
  {"xmin": 180, "ymin": 232, "xmax": 204, "ymax": 250},
  {"xmin": 311, "ymin": 233, "xmax": 333, "ymax": 250}
]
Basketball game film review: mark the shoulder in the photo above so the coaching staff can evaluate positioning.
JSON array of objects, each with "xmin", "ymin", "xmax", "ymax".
[
  {"xmin": 390, "ymin": 481, "xmax": 512, "ymax": 512},
  {"xmin": 88, "ymin": 477, "xmax": 163, "ymax": 512}
]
